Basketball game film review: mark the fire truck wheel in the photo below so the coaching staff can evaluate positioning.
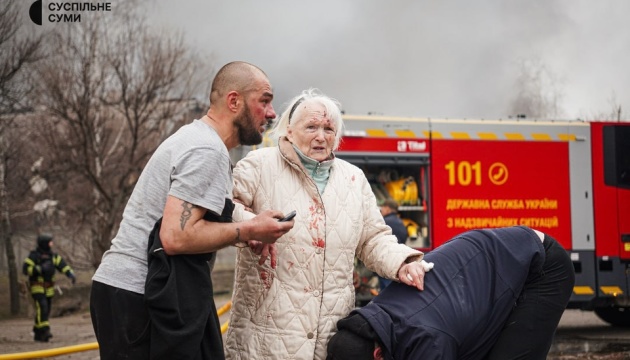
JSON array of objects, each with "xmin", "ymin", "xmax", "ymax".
[{"xmin": 594, "ymin": 306, "xmax": 630, "ymax": 327}]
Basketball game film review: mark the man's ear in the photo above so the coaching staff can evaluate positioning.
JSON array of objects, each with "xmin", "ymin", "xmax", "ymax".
[
  {"xmin": 373, "ymin": 345, "xmax": 384, "ymax": 360},
  {"xmin": 226, "ymin": 91, "xmax": 241, "ymax": 112}
]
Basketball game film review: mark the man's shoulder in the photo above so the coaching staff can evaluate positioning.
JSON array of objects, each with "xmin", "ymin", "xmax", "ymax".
[
  {"xmin": 166, "ymin": 120, "xmax": 224, "ymax": 148},
  {"xmin": 384, "ymin": 213, "xmax": 404, "ymax": 223},
  {"xmin": 159, "ymin": 126, "xmax": 229, "ymax": 164}
]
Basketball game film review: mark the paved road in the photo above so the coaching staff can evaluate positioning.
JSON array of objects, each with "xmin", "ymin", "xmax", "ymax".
[
  {"xmin": 1, "ymin": 299, "xmax": 628, "ymax": 359},
  {"xmin": 221, "ymin": 297, "xmax": 630, "ymax": 358},
  {"xmin": 549, "ymin": 309, "xmax": 630, "ymax": 359}
]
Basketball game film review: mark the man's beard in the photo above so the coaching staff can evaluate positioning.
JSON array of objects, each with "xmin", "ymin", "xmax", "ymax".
[{"xmin": 235, "ymin": 105, "xmax": 263, "ymax": 146}]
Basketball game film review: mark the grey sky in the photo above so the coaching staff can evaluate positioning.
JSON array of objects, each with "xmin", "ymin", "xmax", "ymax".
[{"xmin": 148, "ymin": 0, "xmax": 630, "ymax": 120}]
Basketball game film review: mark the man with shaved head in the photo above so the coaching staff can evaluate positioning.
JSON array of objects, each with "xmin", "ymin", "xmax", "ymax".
[{"xmin": 90, "ymin": 61, "xmax": 294, "ymax": 360}]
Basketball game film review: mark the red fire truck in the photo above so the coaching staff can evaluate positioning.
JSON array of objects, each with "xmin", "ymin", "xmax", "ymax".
[{"xmin": 336, "ymin": 115, "xmax": 630, "ymax": 326}]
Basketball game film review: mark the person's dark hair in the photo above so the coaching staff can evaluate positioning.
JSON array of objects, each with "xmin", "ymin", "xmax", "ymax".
[
  {"xmin": 209, "ymin": 61, "xmax": 266, "ymax": 105},
  {"xmin": 326, "ymin": 314, "xmax": 379, "ymax": 360},
  {"xmin": 382, "ymin": 199, "xmax": 399, "ymax": 212}
]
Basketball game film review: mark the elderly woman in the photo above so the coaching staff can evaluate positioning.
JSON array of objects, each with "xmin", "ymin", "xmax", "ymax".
[{"xmin": 225, "ymin": 89, "xmax": 430, "ymax": 360}]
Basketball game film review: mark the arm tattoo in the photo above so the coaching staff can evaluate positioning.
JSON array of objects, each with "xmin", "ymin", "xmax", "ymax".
[{"xmin": 180, "ymin": 201, "xmax": 195, "ymax": 230}]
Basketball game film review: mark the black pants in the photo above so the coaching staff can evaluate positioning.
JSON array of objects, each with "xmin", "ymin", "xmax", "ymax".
[
  {"xmin": 32, "ymin": 293, "xmax": 52, "ymax": 335},
  {"xmin": 90, "ymin": 281, "xmax": 151, "ymax": 360},
  {"xmin": 90, "ymin": 234, "xmax": 224, "ymax": 360},
  {"xmin": 486, "ymin": 235, "xmax": 575, "ymax": 360},
  {"xmin": 91, "ymin": 201, "xmax": 232, "ymax": 359}
]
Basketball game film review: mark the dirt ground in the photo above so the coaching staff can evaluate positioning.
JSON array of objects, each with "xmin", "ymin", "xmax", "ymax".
[
  {"xmin": 2, "ymin": 269, "xmax": 630, "ymax": 359},
  {"xmin": 2, "ymin": 301, "xmax": 629, "ymax": 360},
  {"xmin": 0, "ymin": 295, "xmax": 234, "ymax": 360},
  {"xmin": 0, "ymin": 310, "xmax": 100, "ymax": 359},
  {"xmin": 0, "ymin": 269, "xmax": 234, "ymax": 359}
]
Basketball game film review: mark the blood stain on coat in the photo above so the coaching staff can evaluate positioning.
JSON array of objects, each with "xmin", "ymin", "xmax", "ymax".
[
  {"xmin": 259, "ymin": 269, "xmax": 274, "ymax": 290},
  {"xmin": 312, "ymin": 238, "xmax": 325, "ymax": 248}
]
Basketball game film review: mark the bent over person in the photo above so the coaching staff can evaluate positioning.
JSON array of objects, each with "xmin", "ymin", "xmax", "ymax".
[
  {"xmin": 327, "ymin": 226, "xmax": 575, "ymax": 360},
  {"xmin": 23, "ymin": 234, "xmax": 76, "ymax": 342}
]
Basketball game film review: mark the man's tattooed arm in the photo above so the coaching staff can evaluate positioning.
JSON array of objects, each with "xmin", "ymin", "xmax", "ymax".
[{"xmin": 180, "ymin": 201, "xmax": 197, "ymax": 230}]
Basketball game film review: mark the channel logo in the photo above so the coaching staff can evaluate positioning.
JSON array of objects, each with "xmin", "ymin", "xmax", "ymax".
[{"xmin": 29, "ymin": 0, "xmax": 43, "ymax": 26}]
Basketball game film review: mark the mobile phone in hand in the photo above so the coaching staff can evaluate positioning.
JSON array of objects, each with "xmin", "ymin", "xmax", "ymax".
[{"xmin": 278, "ymin": 210, "xmax": 296, "ymax": 222}]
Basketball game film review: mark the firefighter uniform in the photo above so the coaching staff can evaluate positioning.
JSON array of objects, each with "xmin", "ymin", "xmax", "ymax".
[{"xmin": 23, "ymin": 234, "xmax": 76, "ymax": 342}]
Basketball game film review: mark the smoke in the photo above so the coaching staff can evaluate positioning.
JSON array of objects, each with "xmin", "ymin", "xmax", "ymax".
[{"xmin": 149, "ymin": 0, "xmax": 630, "ymax": 120}]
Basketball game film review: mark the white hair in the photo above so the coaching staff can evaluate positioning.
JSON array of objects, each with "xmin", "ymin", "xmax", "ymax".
[{"xmin": 268, "ymin": 88, "xmax": 344, "ymax": 150}]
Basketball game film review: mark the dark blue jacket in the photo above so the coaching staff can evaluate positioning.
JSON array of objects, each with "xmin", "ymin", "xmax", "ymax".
[
  {"xmin": 354, "ymin": 226, "xmax": 545, "ymax": 360},
  {"xmin": 383, "ymin": 213, "xmax": 408, "ymax": 244}
]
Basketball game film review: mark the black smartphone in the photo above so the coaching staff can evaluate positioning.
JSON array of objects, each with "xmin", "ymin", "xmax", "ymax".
[{"xmin": 278, "ymin": 210, "xmax": 296, "ymax": 222}]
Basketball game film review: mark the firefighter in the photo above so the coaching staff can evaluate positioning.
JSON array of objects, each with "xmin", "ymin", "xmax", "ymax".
[{"xmin": 23, "ymin": 234, "xmax": 76, "ymax": 342}]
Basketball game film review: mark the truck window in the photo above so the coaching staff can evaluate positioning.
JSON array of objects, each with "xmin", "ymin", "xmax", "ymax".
[{"xmin": 603, "ymin": 125, "xmax": 630, "ymax": 189}]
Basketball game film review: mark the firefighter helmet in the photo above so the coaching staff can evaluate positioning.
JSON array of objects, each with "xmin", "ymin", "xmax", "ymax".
[{"xmin": 36, "ymin": 234, "xmax": 53, "ymax": 251}]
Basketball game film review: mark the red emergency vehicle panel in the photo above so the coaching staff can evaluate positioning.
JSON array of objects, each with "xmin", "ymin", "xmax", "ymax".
[
  {"xmin": 590, "ymin": 123, "xmax": 630, "ymax": 258},
  {"xmin": 339, "ymin": 137, "xmax": 430, "ymax": 153},
  {"xmin": 430, "ymin": 139, "xmax": 572, "ymax": 249}
]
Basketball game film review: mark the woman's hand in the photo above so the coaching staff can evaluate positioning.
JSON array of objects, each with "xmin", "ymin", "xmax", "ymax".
[
  {"xmin": 398, "ymin": 260, "xmax": 434, "ymax": 291},
  {"xmin": 247, "ymin": 241, "xmax": 277, "ymax": 269}
]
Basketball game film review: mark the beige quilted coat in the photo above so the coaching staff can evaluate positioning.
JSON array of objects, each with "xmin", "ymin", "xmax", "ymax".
[{"xmin": 225, "ymin": 138, "xmax": 423, "ymax": 360}]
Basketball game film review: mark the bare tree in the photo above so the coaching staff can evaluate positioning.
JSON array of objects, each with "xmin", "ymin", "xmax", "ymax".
[
  {"xmin": 596, "ymin": 92, "xmax": 624, "ymax": 121},
  {"xmin": 33, "ymin": 6, "xmax": 208, "ymax": 267},
  {"xmin": 0, "ymin": 1, "xmax": 45, "ymax": 315},
  {"xmin": 508, "ymin": 58, "xmax": 565, "ymax": 119}
]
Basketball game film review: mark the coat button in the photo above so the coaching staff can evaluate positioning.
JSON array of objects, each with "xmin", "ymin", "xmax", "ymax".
[
  {"xmin": 316, "ymin": 207, "xmax": 322, "ymax": 214},
  {"xmin": 313, "ymin": 290, "xmax": 320, "ymax": 297},
  {"xmin": 307, "ymin": 332, "xmax": 314, "ymax": 339},
  {"xmin": 316, "ymin": 248, "xmax": 322, "ymax": 254}
]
